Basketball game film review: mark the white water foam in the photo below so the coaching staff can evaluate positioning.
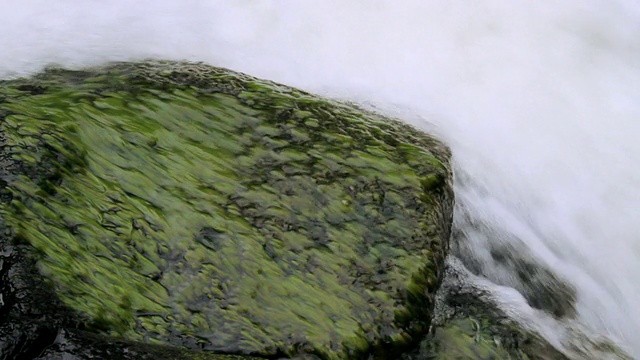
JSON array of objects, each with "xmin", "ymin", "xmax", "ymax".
[{"xmin": 2, "ymin": 0, "xmax": 640, "ymax": 357}]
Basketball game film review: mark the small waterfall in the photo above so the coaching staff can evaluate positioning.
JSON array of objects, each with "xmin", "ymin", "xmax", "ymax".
[{"xmin": 2, "ymin": 0, "xmax": 640, "ymax": 356}]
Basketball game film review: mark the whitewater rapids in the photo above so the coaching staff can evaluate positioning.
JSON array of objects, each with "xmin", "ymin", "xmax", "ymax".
[{"xmin": 2, "ymin": 1, "xmax": 640, "ymax": 357}]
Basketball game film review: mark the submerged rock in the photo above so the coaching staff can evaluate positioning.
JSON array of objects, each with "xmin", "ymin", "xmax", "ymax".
[
  {"xmin": 0, "ymin": 61, "xmax": 453, "ymax": 359},
  {"xmin": 402, "ymin": 257, "xmax": 633, "ymax": 360},
  {"xmin": 451, "ymin": 189, "xmax": 578, "ymax": 320},
  {"xmin": 417, "ymin": 258, "xmax": 571, "ymax": 360}
]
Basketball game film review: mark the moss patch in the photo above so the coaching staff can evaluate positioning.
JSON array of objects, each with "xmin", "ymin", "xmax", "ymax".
[{"xmin": 0, "ymin": 61, "xmax": 453, "ymax": 359}]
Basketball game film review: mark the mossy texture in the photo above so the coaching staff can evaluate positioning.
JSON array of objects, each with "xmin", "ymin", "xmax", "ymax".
[
  {"xmin": 403, "ymin": 304, "xmax": 572, "ymax": 360},
  {"xmin": 0, "ymin": 61, "xmax": 453, "ymax": 359},
  {"xmin": 408, "ymin": 317, "xmax": 540, "ymax": 360},
  {"xmin": 417, "ymin": 317, "xmax": 518, "ymax": 359}
]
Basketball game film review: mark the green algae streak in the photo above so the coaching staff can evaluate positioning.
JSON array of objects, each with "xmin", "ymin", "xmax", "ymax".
[{"xmin": 0, "ymin": 61, "xmax": 453, "ymax": 359}]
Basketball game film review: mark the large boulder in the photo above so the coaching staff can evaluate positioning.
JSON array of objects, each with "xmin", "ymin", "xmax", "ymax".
[{"xmin": 0, "ymin": 61, "xmax": 453, "ymax": 359}]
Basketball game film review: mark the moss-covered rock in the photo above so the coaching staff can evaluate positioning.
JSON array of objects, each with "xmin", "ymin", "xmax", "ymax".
[
  {"xmin": 401, "ymin": 262, "xmax": 571, "ymax": 360},
  {"xmin": 402, "ymin": 258, "xmax": 633, "ymax": 360},
  {"xmin": 0, "ymin": 61, "xmax": 453, "ymax": 359},
  {"xmin": 412, "ymin": 307, "xmax": 569, "ymax": 360}
]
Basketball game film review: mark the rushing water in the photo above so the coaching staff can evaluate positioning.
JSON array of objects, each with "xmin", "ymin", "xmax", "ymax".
[{"xmin": 3, "ymin": 1, "xmax": 640, "ymax": 357}]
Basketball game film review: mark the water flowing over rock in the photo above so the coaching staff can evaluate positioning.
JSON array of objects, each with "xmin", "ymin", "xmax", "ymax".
[{"xmin": 0, "ymin": 61, "xmax": 454, "ymax": 359}]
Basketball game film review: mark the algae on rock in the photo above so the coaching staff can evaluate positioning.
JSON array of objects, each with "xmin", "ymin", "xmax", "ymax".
[
  {"xmin": 0, "ymin": 61, "xmax": 453, "ymax": 359},
  {"xmin": 401, "ymin": 257, "xmax": 634, "ymax": 360}
]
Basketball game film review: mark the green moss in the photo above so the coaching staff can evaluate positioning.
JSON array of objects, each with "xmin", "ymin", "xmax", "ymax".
[
  {"xmin": 0, "ymin": 61, "xmax": 452, "ymax": 359},
  {"xmin": 418, "ymin": 317, "xmax": 519, "ymax": 359}
]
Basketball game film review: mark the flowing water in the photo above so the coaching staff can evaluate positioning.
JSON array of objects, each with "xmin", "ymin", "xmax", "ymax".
[{"xmin": 2, "ymin": 1, "xmax": 640, "ymax": 357}]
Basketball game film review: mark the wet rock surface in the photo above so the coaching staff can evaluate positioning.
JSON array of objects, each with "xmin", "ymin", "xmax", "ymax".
[
  {"xmin": 0, "ymin": 61, "xmax": 453, "ymax": 359},
  {"xmin": 400, "ymin": 257, "xmax": 570, "ymax": 360},
  {"xmin": 0, "ymin": 236, "xmax": 256, "ymax": 360},
  {"xmin": 402, "ymin": 257, "xmax": 633, "ymax": 360},
  {"xmin": 452, "ymin": 197, "xmax": 578, "ymax": 320}
]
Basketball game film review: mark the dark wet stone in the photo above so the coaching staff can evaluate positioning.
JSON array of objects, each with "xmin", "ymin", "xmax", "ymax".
[
  {"xmin": 402, "ymin": 258, "xmax": 571, "ymax": 360},
  {"xmin": 402, "ymin": 257, "xmax": 633, "ymax": 360},
  {"xmin": 451, "ymin": 201, "xmax": 577, "ymax": 319},
  {"xmin": 0, "ymin": 61, "xmax": 453, "ymax": 359}
]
